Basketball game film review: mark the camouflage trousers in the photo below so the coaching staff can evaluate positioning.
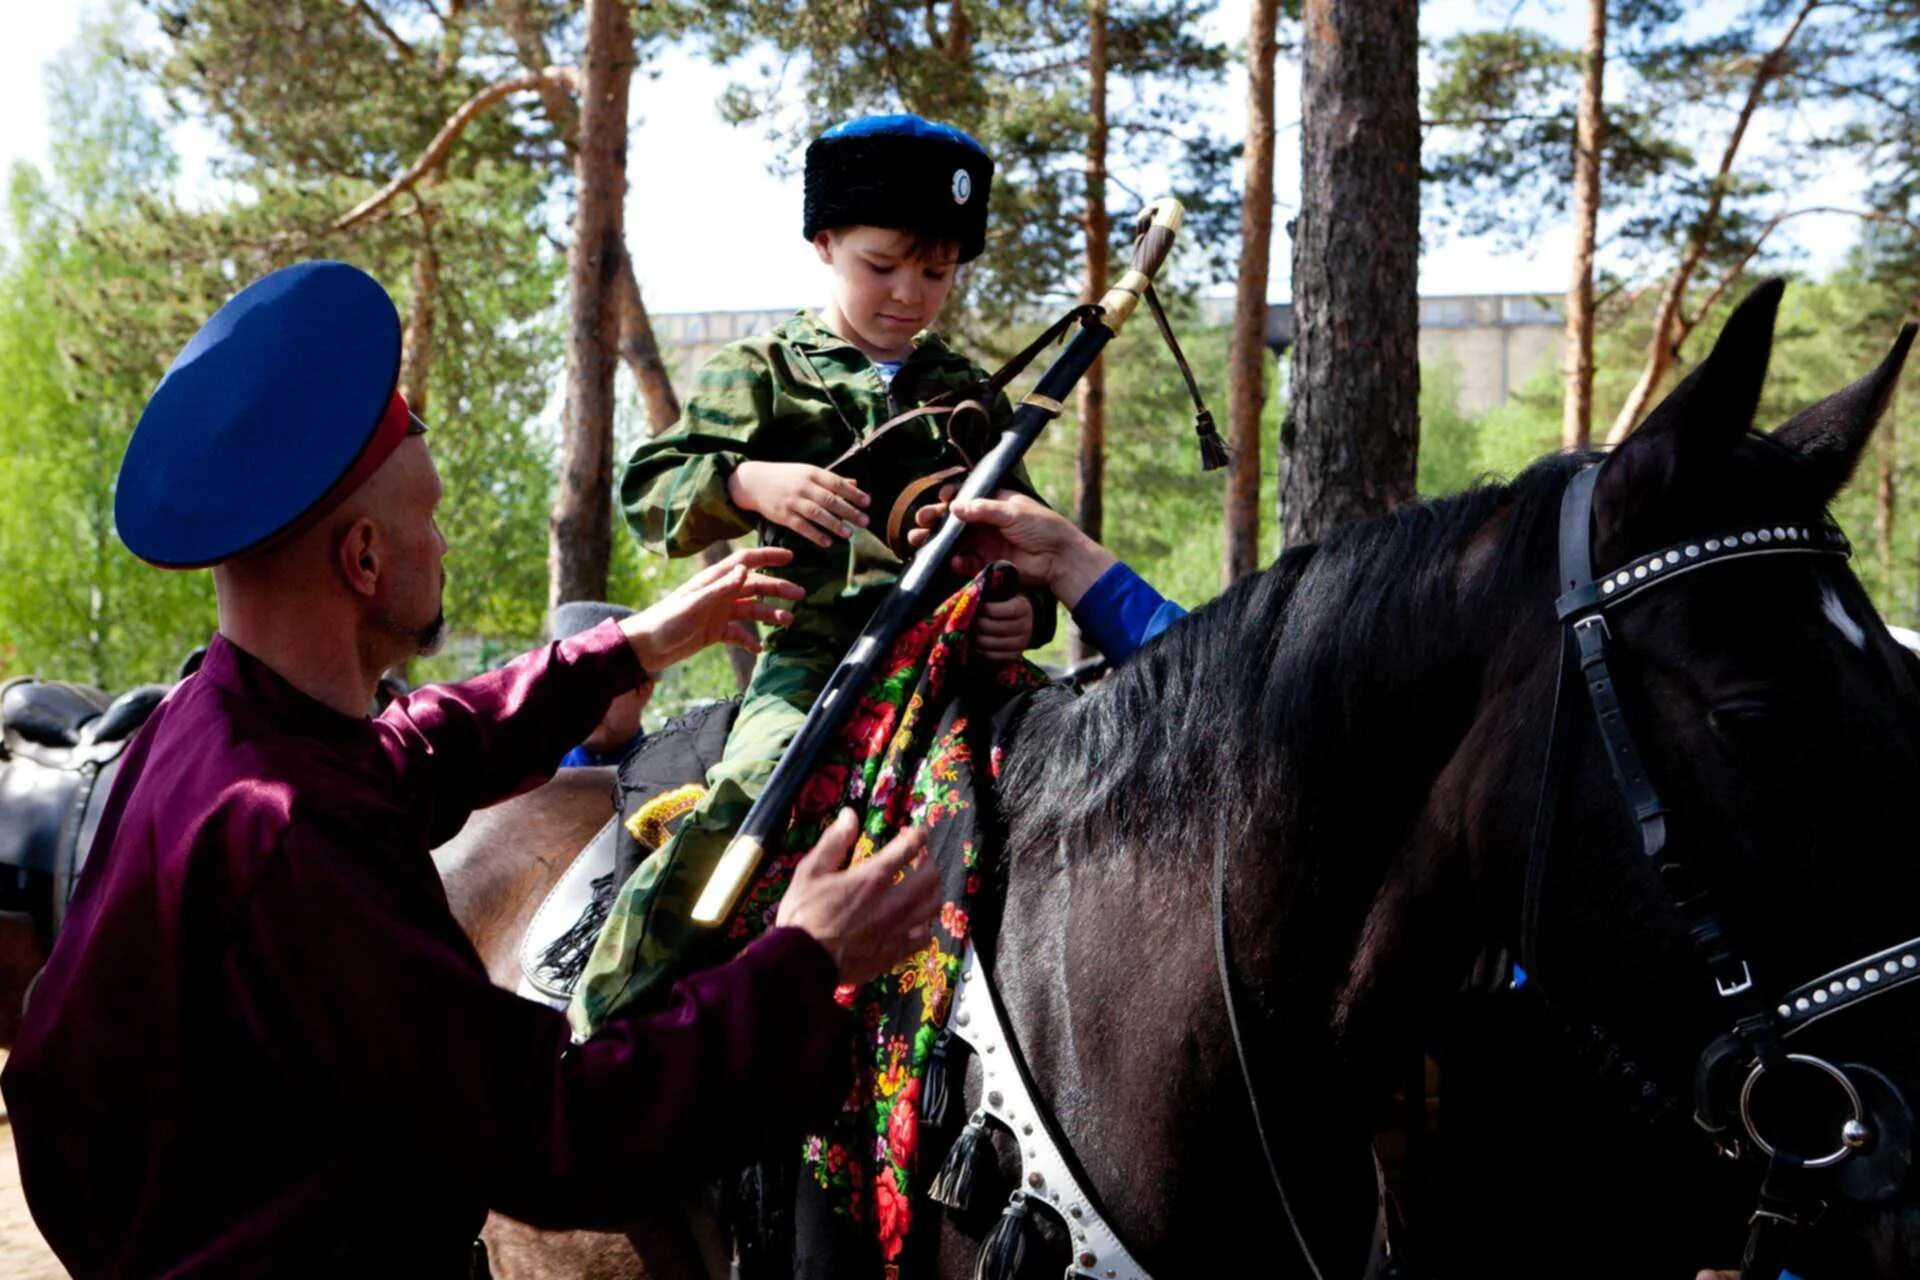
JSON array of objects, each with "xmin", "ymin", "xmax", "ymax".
[{"xmin": 568, "ymin": 644, "xmax": 833, "ymax": 1038}]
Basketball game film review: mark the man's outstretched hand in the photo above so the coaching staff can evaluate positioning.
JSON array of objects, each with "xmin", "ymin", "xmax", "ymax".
[
  {"xmin": 620, "ymin": 546, "xmax": 805, "ymax": 671},
  {"xmin": 909, "ymin": 487, "xmax": 1117, "ymax": 609},
  {"xmin": 776, "ymin": 809, "xmax": 938, "ymax": 987}
]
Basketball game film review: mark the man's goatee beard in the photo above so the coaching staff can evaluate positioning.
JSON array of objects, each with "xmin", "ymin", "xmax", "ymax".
[{"xmin": 414, "ymin": 610, "xmax": 446, "ymax": 656}]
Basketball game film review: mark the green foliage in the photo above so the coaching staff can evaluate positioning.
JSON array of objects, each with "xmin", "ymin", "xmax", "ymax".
[
  {"xmin": 696, "ymin": 0, "xmax": 1237, "ymax": 339},
  {"xmin": 1424, "ymin": 1, "xmax": 1920, "ymax": 297},
  {"xmin": 1419, "ymin": 273, "xmax": 1920, "ymax": 629},
  {"xmin": 1419, "ymin": 352, "xmax": 1563, "ymax": 498},
  {"xmin": 1016, "ymin": 317, "xmax": 1283, "ymax": 665},
  {"xmin": 1424, "ymin": 10, "xmax": 1689, "ymax": 256},
  {"xmin": 0, "ymin": 12, "xmax": 219, "ymax": 687},
  {"xmin": 0, "ymin": 4, "xmax": 565, "ymax": 693}
]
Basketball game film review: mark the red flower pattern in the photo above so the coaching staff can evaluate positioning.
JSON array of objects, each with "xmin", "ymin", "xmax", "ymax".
[
  {"xmin": 751, "ymin": 566, "xmax": 1045, "ymax": 1263},
  {"xmin": 874, "ymin": 1165, "xmax": 910, "ymax": 1259}
]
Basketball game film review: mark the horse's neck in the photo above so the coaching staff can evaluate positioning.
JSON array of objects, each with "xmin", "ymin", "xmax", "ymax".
[
  {"xmin": 1004, "ymin": 546, "xmax": 1498, "ymax": 1040},
  {"xmin": 989, "ymin": 554, "xmax": 1506, "ymax": 1268}
]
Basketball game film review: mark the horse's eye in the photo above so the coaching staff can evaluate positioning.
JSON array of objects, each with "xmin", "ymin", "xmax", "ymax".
[{"xmin": 1708, "ymin": 698, "xmax": 1784, "ymax": 744}]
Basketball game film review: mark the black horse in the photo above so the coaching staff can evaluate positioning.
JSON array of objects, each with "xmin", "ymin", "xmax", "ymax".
[{"xmin": 932, "ymin": 282, "xmax": 1920, "ymax": 1279}]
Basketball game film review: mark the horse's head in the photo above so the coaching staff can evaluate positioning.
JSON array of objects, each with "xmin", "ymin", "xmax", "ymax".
[{"xmin": 1510, "ymin": 279, "xmax": 1920, "ymax": 1275}]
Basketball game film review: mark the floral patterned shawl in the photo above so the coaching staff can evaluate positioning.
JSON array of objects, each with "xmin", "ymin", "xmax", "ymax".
[{"xmin": 721, "ymin": 564, "xmax": 1044, "ymax": 1275}]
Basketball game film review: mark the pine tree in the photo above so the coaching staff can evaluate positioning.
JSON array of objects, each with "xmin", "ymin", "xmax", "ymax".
[{"xmin": 1280, "ymin": 0, "xmax": 1420, "ymax": 544}]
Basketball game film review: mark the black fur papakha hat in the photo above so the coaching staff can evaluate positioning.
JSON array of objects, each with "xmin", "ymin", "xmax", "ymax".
[{"xmin": 802, "ymin": 114, "xmax": 993, "ymax": 262}]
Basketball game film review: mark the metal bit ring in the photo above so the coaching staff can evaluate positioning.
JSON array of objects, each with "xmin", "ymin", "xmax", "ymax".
[{"xmin": 1739, "ymin": 1053, "xmax": 1868, "ymax": 1170}]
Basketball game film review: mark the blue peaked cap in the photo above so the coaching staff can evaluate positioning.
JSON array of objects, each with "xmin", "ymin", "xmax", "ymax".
[{"xmin": 115, "ymin": 260, "xmax": 405, "ymax": 568}]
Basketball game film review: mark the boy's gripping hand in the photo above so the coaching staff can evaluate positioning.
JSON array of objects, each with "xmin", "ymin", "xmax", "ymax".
[
  {"xmin": 727, "ymin": 461, "xmax": 870, "ymax": 548},
  {"xmin": 973, "ymin": 593, "xmax": 1035, "ymax": 662}
]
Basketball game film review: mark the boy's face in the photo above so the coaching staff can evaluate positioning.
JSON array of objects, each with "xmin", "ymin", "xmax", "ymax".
[{"xmin": 814, "ymin": 226, "xmax": 960, "ymax": 361}]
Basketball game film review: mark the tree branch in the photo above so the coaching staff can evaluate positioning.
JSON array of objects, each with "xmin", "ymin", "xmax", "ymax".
[
  {"xmin": 492, "ymin": 0, "xmax": 581, "ymax": 158},
  {"xmin": 1681, "ymin": 204, "xmax": 1920, "ymax": 335},
  {"xmin": 1605, "ymin": 0, "xmax": 1824, "ymax": 444},
  {"xmin": 330, "ymin": 67, "xmax": 578, "ymax": 233},
  {"xmin": 350, "ymin": 0, "xmax": 416, "ymax": 61}
]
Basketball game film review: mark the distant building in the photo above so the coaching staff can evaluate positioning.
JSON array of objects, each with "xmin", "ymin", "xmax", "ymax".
[{"xmin": 651, "ymin": 292, "xmax": 1560, "ymax": 418}]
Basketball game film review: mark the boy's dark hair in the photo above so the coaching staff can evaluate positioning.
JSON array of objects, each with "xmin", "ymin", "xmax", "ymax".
[{"xmin": 824, "ymin": 227, "xmax": 963, "ymax": 266}]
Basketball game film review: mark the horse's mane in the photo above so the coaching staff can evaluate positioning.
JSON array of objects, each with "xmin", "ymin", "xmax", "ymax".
[{"xmin": 1003, "ymin": 452, "xmax": 1589, "ymax": 866}]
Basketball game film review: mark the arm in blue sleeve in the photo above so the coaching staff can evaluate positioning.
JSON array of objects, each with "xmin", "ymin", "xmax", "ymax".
[{"xmin": 1068, "ymin": 561, "xmax": 1187, "ymax": 667}]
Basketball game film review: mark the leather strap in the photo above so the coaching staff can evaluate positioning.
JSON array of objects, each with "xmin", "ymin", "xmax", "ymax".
[
  {"xmin": 886, "ymin": 465, "xmax": 966, "ymax": 553},
  {"xmin": 822, "ymin": 305, "xmax": 1102, "ymax": 479}
]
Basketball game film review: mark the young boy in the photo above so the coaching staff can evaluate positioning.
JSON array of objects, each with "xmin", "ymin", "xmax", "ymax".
[{"xmin": 571, "ymin": 114, "xmax": 1055, "ymax": 1034}]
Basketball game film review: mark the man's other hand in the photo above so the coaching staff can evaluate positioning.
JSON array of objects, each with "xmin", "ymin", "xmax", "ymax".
[
  {"xmin": 910, "ymin": 487, "xmax": 1117, "ymax": 609},
  {"xmin": 776, "ymin": 810, "xmax": 938, "ymax": 986},
  {"xmin": 620, "ymin": 546, "xmax": 805, "ymax": 670}
]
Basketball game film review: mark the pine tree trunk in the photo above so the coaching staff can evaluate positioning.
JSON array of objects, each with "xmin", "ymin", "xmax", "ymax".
[
  {"xmin": 1225, "ymin": 0, "xmax": 1280, "ymax": 584},
  {"xmin": 1280, "ymin": 0, "xmax": 1420, "ymax": 545},
  {"xmin": 615, "ymin": 251, "xmax": 682, "ymax": 433},
  {"xmin": 494, "ymin": 0, "xmax": 681, "ymax": 502},
  {"xmin": 1562, "ymin": 0, "xmax": 1604, "ymax": 451},
  {"xmin": 398, "ymin": 203, "xmax": 440, "ymax": 415},
  {"xmin": 1072, "ymin": 0, "xmax": 1110, "ymax": 663},
  {"xmin": 548, "ymin": 0, "xmax": 634, "ymax": 611}
]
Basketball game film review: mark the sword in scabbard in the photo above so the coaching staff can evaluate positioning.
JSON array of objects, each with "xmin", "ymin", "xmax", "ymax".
[{"xmin": 689, "ymin": 197, "xmax": 1199, "ymax": 927}]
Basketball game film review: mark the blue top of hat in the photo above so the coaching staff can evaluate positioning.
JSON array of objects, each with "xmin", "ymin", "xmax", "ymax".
[
  {"xmin": 115, "ymin": 260, "xmax": 402, "ymax": 568},
  {"xmin": 818, "ymin": 113, "xmax": 986, "ymax": 157}
]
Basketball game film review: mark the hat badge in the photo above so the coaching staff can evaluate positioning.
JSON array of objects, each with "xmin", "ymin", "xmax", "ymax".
[{"xmin": 951, "ymin": 168, "xmax": 972, "ymax": 205}]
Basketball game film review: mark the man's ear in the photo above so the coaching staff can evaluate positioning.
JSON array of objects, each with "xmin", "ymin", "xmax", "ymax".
[
  {"xmin": 812, "ymin": 231, "xmax": 835, "ymax": 265},
  {"xmin": 335, "ymin": 517, "xmax": 380, "ymax": 600}
]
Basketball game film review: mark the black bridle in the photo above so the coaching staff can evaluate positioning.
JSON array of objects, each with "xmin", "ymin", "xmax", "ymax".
[
  {"xmin": 1216, "ymin": 462, "xmax": 1920, "ymax": 1280},
  {"xmin": 1527, "ymin": 463, "xmax": 1920, "ymax": 1280}
]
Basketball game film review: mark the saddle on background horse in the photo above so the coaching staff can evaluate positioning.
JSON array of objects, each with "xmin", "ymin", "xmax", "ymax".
[
  {"xmin": 519, "ymin": 697, "xmax": 740, "ymax": 1006},
  {"xmin": 0, "ymin": 677, "xmax": 167, "ymax": 940}
]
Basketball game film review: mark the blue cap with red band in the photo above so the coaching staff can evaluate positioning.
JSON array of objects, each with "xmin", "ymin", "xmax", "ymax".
[{"xmin": 114, "ymin": 260, "xmax": 411, "ymax": 568}]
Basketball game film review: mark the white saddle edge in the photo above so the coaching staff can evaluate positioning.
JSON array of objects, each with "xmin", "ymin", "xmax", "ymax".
[{"xmin": 517, "ymin": 815, "xmax": 620, "ymax": 1009}]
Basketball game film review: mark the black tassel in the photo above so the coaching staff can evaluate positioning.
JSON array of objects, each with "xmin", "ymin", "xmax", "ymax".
[
  {"xmin": 533, "ymin": 870, "xmax": 617, "ymax": 990},
  {"xmin": 972, "ymin": 1192, "xmax": 1033, "ymax": 1280},
  {"xmin": 921, "ymin": 1030, "xmax": 959, "ymax": 1128},
  {"xmin": 1194, "ymin": 408, "xmax": 1230, "ymax": 472},
  {"xmin": 929, "ymin": 1111, "xmax": 991, "ymax": 1211}
]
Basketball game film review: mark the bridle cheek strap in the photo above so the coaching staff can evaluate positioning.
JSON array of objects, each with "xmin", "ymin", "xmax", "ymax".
[{"xmin": 1528, "ymin": 464, "xmax": 1920, "ymax": 1278}]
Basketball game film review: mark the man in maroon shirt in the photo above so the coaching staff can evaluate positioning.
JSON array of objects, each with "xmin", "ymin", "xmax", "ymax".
[{"xmin": 1, "ymin": 260, "xmax": 938, "ymax": 1277}]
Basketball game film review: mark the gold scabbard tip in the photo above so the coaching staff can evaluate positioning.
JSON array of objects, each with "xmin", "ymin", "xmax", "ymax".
[
  {"xmin": 690, "ymin": 835, "xmax": 767, "ymax": 925},
  {"xmin": 1142, "ymin": 197, "xmax": 1185, "ymax": 234}
]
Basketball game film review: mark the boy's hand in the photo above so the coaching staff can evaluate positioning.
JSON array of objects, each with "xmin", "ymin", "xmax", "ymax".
[
  {"xmin": 973, "ymin": 593, "xmax": 1035, "ymax": 662},
  {"xmin": 728, "ymin": 461, "xmax": 870, "ymax": 548}
]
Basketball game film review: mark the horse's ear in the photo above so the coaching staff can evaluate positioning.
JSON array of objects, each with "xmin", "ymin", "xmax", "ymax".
[
  {"xmin": 1594, "ymin": 279, "xmax": 1784, "ymax": 548},
  {"xmin": 1771, "ymin": 322, "xmax": 1917, "ymax": 501}
]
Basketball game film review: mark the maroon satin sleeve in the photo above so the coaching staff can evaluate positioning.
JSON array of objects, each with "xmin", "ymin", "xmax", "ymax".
[
  {"xmin": 372, "ymin": 619, "xmax": 643, "ymax": 846},
  {"xmin": 223, "ymin": 814, "xmax": 852, "ymax": 1229}
]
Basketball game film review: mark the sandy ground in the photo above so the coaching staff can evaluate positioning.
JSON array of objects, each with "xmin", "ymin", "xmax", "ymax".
[{"xmin": 0, "ymin": 1054, "xmax": 65, "ymax": 1278}]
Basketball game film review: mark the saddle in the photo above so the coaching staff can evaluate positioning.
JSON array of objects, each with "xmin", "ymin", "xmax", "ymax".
[
  {"xmin": 517, "ymin": 698, "xmax": 740, "ymax": 1007},
  {"xmin": 0, "ymin": 677, "xmax": 168, "ymax": 938}
]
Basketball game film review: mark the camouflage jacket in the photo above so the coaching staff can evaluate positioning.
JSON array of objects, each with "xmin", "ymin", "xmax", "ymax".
[{"xmin": 621, "ymin": 311, "xmax": 1056, "ymax": 651}]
